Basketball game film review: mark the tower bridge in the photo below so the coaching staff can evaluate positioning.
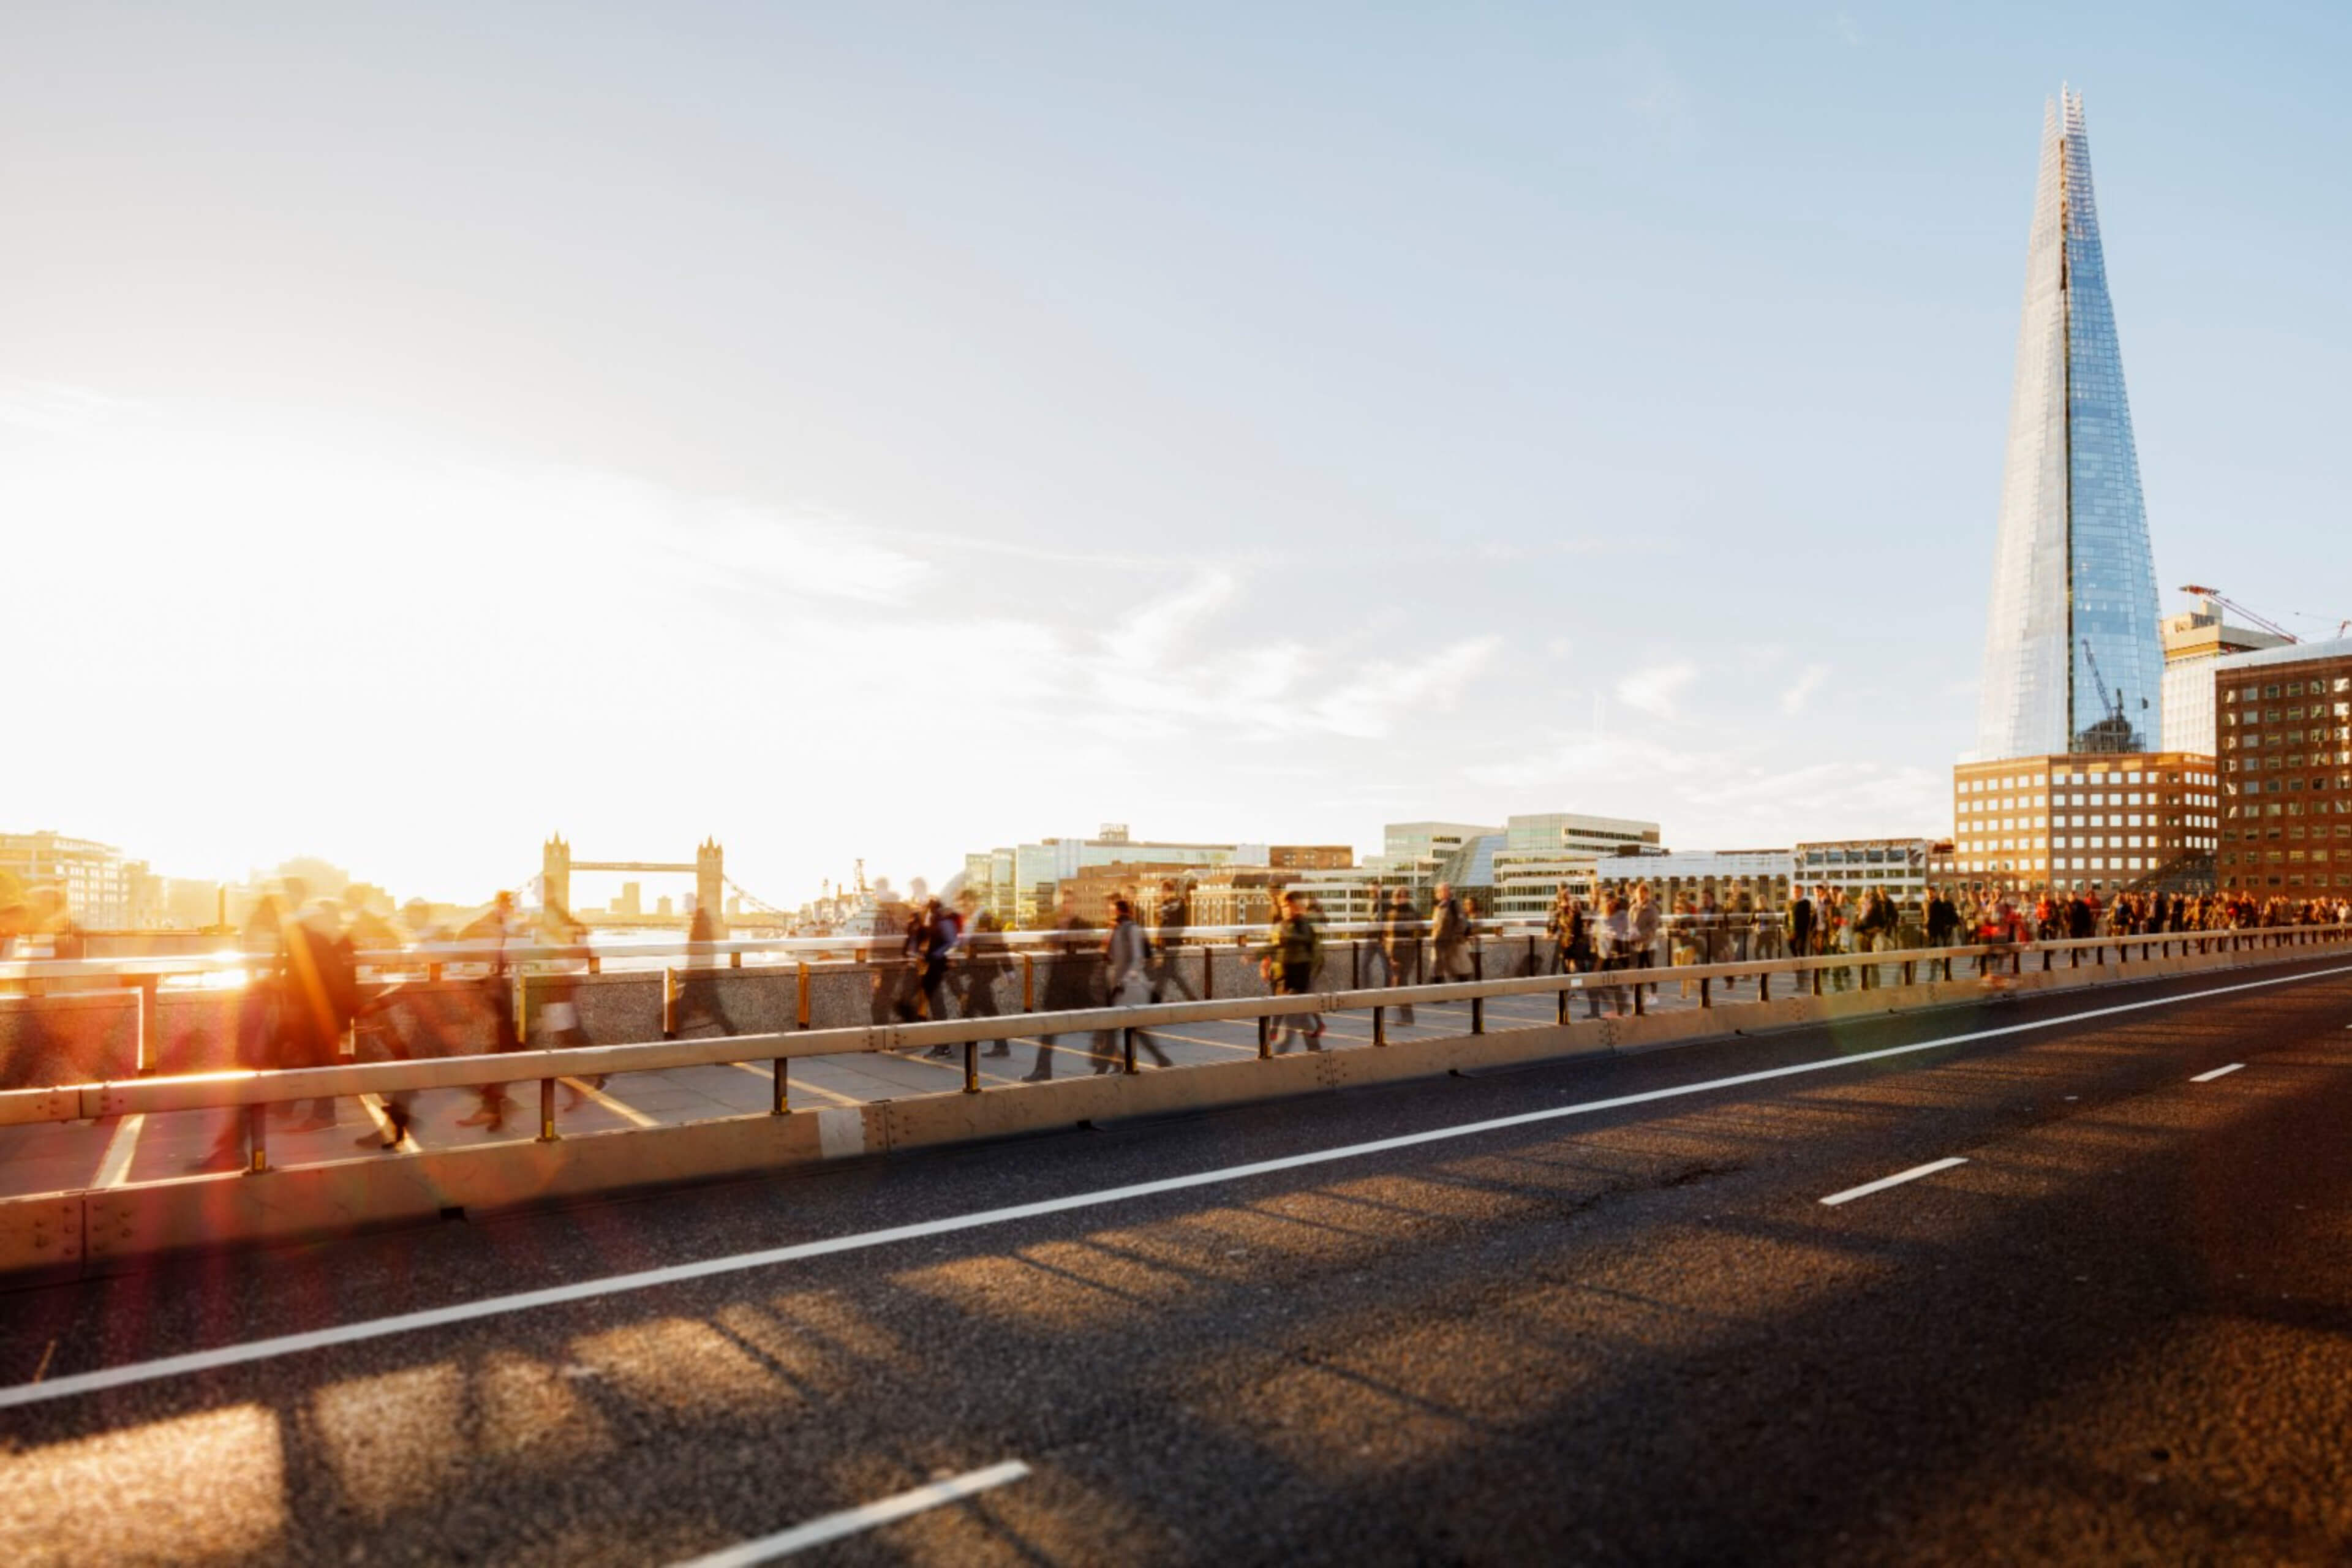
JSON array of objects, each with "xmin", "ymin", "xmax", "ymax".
[{"xmin": 541, "ymin": 834, "xmax": 725, "ymax": 932}]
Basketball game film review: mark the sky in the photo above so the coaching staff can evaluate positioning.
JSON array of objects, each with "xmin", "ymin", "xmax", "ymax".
[{"xmin": 7, "ymin": 2, "xmax": 2350, "ymax": 908}]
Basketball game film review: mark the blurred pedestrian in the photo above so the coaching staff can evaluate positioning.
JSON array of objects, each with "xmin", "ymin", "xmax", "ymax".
[
  {"xmin": 1101, "ymin": 896, "xmax": 1171, "ymax": 1069},
  {"xmin": 1382, "ymin": 886, "xmax": 1423, "ymax": 1025},
  {"xmin": 1262, "ymin": 890, "xmax": 1325, "ymax": 1050},
  {"xmin": 1022, "ymin": 891, "xmax": 1097, "ymax": 1081}
]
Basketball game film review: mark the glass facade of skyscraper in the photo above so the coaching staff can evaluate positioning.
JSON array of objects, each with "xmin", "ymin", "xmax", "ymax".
[{"xmin": 1977, "ymin": 90, "xmax": 2163, "ymax": 760}]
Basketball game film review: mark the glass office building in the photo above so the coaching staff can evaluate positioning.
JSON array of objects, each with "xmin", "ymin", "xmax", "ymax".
[{"xmin": 1977, "ymin": 89, "xmax": 2163, "ymax": 760}]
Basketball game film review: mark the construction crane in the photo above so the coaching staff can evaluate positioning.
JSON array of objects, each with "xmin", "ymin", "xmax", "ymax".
[
  {"xmin": 2179, "ymin": 584, "xmax": 2298, "ymax": 644},
  {"xmin": 2079, "ymin": 639, "xmax": 2127, "ymax": 726}
]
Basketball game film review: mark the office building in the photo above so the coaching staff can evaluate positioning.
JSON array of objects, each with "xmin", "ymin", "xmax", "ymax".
[
  {"xmin": 1594, "ymin": 849, "xmax": 1789, "ymax": 911},
  {"xmin": 1976, "ymin": 88, "xmax": 2164, "ymax": 760},
  {"xmin": 2211, "ymin": 637, "xmax": 2352, "ymax": 891},
  {"xmin": 0, "ymin": 831, "xmax": 158, "ymax": 929},
  {"xmin": 1490, "ymin": 812, "xmax": 1664, "ymax": 920},
  {"xmin": 2160, "ymin": 594, "xmax": 2292, "ymax": 756},
  {"xmin": 1793, "ymin": 839, "xmax": 1937, "ymax": 911},
  {"xmin": 1951, "ymin": 754, "xmax": 2218, "ymax": 890}
]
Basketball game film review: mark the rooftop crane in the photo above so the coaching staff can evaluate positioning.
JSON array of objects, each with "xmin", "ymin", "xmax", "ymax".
[
  {"xmin": 2079, "ymin": 638, "xmax": 2128, "ymax": 731},
  {"xmin": 2178, "ymin": 584, "xmax": 2298, "ymax": 644}
]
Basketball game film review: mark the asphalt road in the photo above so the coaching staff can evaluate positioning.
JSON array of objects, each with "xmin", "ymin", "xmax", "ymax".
[{"xmin": 2, "ymin": 956, "xmax": 2348, "ymax": 1566}]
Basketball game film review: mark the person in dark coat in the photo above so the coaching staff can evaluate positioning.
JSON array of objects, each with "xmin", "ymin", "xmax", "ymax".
[{"xmin": 1023, "ymin": 891, "xmax": 1098, "ymax": 1080}]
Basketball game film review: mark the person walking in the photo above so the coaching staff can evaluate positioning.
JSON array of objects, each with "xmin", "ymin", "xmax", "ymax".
[
  {"xmin": 1382, "ymin": 886, "xmax": 1423, "ymax": 1025},
  {"xmin": 1150, "ymin": 880, "xmax": 1198, "ymax": 1002},
  {"xmin": 1630, "ymin": 884, "xmax": 1661, "ymax": 1006},
  {"xmin": 951, "ymin": 889, "xmax": 1009, "ymax": 1051},
  {"xmin": 1100, "ymin": 896, "xmax": 1172, "ymax": 1070},
  {"xmin": 1262, "ymin": 891, "xmax": 1325, "ymax": 1050},
  {"xmin": 1022, "ymin": 891, "xmax": 1097, "ymax": 1080},
  {"xmin": 1599, "ymin": 894, "xmax": 1634, "ymax": 1017},
  {"xmin": 1785, "ymin": 884, "xmax": 1815, "ymax": 965},
  {"xmin": 456, "ymin": 890, "xmax": 526, "ymax": 1133},
  {"xmin": 1431, "ymin": 881, "xmax": 1471, "ymax": 984}
]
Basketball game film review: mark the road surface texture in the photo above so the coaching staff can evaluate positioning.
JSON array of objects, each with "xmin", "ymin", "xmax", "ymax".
[{"xmin": 1, "ymin": 956, "xmax": 2347, "ymax": 1566}]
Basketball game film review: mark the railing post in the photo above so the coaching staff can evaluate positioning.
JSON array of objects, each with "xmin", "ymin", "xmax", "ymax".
[
  {"xmin": 538, "ymin": 1079, "xmax": 558, "ymax": 1142},
  {"xmin": 662, "ymin": 967, "xmax": 677, "ymax": 1035},
  {"xmin": 1471, "ymin": 993, "xmax": 1485, "ymax": 1033},
  {"xmin": 796, "ymin": 961, "xmax": 811, "ymax": 1028},
  {"xmin": 246, "ymin": 1103, "xmax": 269, "ymax": 1175},
  {"xmin": 1022, "ymin": 952, "xmax": 1035, "ymax": 1012},
  {"xmin": 1202, "ymin": 944, "xmax": 1214, "ymax": 1000},
  {"xmin": 1123, "ymin": 1027, "xmax": 1137, "ymax": 1075},
  {"xmin": 1811, "ymin": 963, "xmax": 1823, "ymax": 997},
  {"xmin": 1758, "ymin": 967, "xmax": 1770, "ymax": 1001},
  {"xmin": 1633, "ymin": 976, "xmax": 1646, "ymax": 1016},
  {"xmin": 136, "ymin": 978, "xmax": 159, "ymax": 1074},
  {"xmin": 1700, "ymin": 975, "xmax": 1711, "ymax": 1009},
  {"xmin": 775, "ymin": 1058, "xmax": 791, "ymax": 1112},
  {"xmin": 1374, "ymin": 1004, "xmax": 1387, "ymax": 1045},
  {"xmin": 1257, "ymin": 1014, "xmax": 1270, "ymax": 1058}
]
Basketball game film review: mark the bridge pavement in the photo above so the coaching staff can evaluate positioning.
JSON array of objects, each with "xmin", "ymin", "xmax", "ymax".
[
  {"xmin": 0, "ymin": 956, "xmax": 2347, "ymax": 1564},
  {"xmin": 0, "ymin": 965, "xmax": 1810, "ymax": 1202}
]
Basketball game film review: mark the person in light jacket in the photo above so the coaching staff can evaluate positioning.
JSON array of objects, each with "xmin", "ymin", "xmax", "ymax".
[{"xmin": 1101, "ymin": 897, "xmax": 1171, "ymax": 1071}]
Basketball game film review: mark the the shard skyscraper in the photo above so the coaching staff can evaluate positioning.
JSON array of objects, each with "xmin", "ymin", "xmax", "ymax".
[{"xmin": 1975, "ymin": 88, "xmax": 2163, "ymax": 759}]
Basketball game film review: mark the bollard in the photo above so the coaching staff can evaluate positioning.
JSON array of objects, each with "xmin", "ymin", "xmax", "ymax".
[
  {"xmin": 774, "ymin": 1058, "xmax": 791, "ymax": 1112},
  {"xmin": 538, "ymin": 1079, "xmax": 558, "ymax": 1142},
  {"xmin": 246, "ymin": 1104, "xmax": 269, "ymax": 1175}
]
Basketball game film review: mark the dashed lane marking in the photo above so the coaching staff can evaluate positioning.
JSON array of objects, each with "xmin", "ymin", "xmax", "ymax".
[
  {"xmin": 2, "ymin": 959, "xmax": 2348, "ymax": 1412},
  {"xmin": 2190, "ymin": 1062, "xmax": 2245, "ymax": 1082},
  {"xmin": 1819, "ymin": 1156, "xmax": 1969, "ymax": 1207},
  {"xmin": 92, "ymin": 1115, "xmax": 145, "ymax": 1189},
  {"xmin": 668, "ymin": 1460, "xmax": 1030, "ymax": 1566}
]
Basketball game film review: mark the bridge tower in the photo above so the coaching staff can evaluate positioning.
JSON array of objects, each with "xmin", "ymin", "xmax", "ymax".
[
  {"xmin": 543, "ymin": 834, "xmax": 571, "ymax": 917},
  {"xmin": 696, "ymin": 838, "xmax": 726, "ymax": 934}
]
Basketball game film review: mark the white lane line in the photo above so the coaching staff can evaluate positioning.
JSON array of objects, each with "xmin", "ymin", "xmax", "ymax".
[
  {"xmin": 1820, "ymin": 1156, "xmax": 1969, "ymax": 1207},
  {"xmin": 3, "ymin": 959, "xmax": 2348, "ymax": 1414},
  {"xmin": 93, "ymin": 1115, "xmax": 146, "ymax": 1189},
  {"xmin": 669, "ymin": 1460, "xmax": 1030, "ymax": 1566},
  {"xmin": 2190, "ymin": 1062, "xmax": 2245, "ymax": 1082}
]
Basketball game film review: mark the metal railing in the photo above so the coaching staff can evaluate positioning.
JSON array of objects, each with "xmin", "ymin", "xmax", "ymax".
[{"xmin": 4, "ymin": 925, "xmax": 2347, "ymax": 1176}]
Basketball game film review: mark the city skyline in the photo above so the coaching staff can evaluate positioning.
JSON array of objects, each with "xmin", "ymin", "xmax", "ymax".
[{"xmin": 7, "ymin": 7, "xmax": 2350, "ymax": 902}]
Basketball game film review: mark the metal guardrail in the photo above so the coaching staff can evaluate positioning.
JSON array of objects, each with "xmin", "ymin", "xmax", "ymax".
[
  {"xmin": 4, "ymin": 925, "xmax": 2346, "ymax": 1161},
  {"xmin": 0, "ymin": 915, "xmax": 1789, "ymax": 985}
]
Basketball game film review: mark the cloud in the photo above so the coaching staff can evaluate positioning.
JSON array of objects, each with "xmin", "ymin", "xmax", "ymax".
[
  {"xmin": 0, "ymin": 379, "xmax": 129, "ymax": 435},
  {"xmin": 1779, "ymin": 663, "xmax": 1830, "ymax": 716},
  {"xmin": 1828, "ymin": 12, "xmax": 1861, "ymax": 47},
  {"xmin": 1616, "ymin": 661, "xmax": 1697, "ymax": 720}
]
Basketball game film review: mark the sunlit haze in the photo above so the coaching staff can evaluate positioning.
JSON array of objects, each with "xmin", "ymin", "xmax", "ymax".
[{"xmin": 9, "ymin": 3, "xmax": 2349, "ymax": 905}]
